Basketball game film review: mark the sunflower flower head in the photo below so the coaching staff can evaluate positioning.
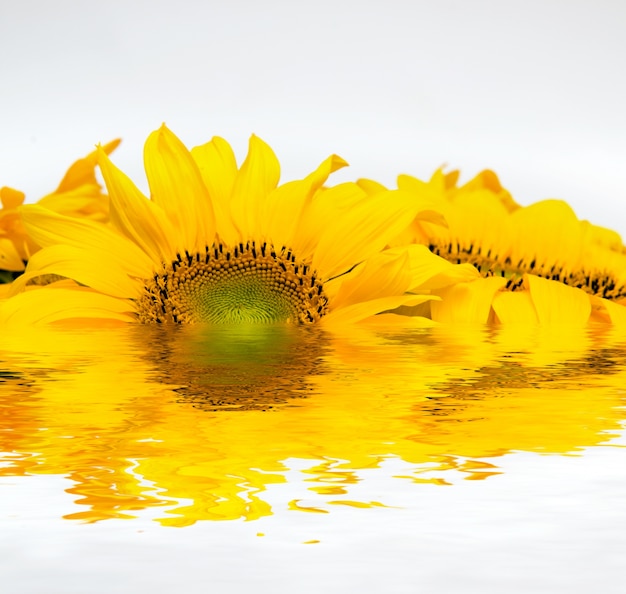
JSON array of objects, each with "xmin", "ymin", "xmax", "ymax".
[
  {"xmin": 390, "ymin": 168, "xmax": 626, "ymax": 325},
  {"xmin": 2, "ymin": 126, "xmax": 468, "ymax": 327}
]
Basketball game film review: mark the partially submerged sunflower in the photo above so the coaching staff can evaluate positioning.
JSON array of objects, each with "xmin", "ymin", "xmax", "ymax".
[
  {"xmin": 0, "ymin": 140, "xmax": 119, "ymax": 284},
  {"xmin": 373, "ymin": 168, "xmax": 626, "ymax": 326},
  {"xmin": 2, "ymin": 126, "xmax": 473, "ymax": 327}
]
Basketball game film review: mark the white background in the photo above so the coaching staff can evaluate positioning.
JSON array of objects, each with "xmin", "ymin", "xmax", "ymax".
[{"xmin": 1, "ymin": 0, "xmax": 625, "ymax": 235}]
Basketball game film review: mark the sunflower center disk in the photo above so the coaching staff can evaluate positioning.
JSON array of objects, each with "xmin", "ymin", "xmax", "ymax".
[{"xmin": 138, "ymin": 242, "xmax": 329, "ymax": 324}]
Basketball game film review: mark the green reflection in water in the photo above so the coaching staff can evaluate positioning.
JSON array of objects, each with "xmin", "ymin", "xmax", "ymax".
[
  {"xmin": 135, "ymin": 324, "xmax": 329, "ymax": 411},
  {"xmin": 0, "ymin": 323, "xmax": 625, "ymax": 526}
]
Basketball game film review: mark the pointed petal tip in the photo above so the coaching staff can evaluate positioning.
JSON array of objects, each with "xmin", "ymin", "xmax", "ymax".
[
  {"xmin": 329, "ymin": 154, "xmax": 349, "ymax": 170},
  {"xmin": 101, "ymin": 138, "xmax": 121, "ymax": 155}
]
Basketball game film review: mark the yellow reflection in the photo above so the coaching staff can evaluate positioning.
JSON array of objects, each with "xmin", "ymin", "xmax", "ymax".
[{"xmin": 0, "ymin": 323, "xmax": 625, "ymax": 526}]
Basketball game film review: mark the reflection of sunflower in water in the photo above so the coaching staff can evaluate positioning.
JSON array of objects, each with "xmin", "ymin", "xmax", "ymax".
[
  {"xmin": 378, "ymin": 168, "xmax": 626, "ymax": 325},
  {"xmin": 2, "ymin": 324, "xmax": 626, "ymax": 525},
  {"xmin": 0, "ymin": 140, "xmax": 119, "ymax": 285},
  {"xmin": 1, "ymin": 126, "xmax": 470, "ymax": 326},
  {"xmin": 140, "ymin": 324, "xmax": 329, "ymax": 411}
]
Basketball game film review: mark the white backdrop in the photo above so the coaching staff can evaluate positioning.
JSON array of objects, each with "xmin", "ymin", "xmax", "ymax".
[{"xmin": 1, "ymin": 0, "xmax": 625, "ymax": 235}]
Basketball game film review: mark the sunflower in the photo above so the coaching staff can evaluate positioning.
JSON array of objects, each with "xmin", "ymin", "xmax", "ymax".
[
  {"xmin": 375, "ymin": 168, "xmax": 626, "ymax": 325},
  {"xmin": 0, "ymin": 139, "xmax": 119, "ymax": 283},
  {"xmin": 1, "ymin": 126, "xmax": 474, "ymax": 327}
]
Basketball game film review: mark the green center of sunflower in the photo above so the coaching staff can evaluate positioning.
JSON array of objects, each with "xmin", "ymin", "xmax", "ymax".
[
  {"xmin": 428, "ymin": 241, "xmax": 626, "ymax": 300},
  {"xmin": 138, "ymin": 241, "xmax": 329, "ymax": 324}
]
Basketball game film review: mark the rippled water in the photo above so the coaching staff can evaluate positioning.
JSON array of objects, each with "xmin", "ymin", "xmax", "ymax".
[{"xmin": 1, "ymin": 323, "xmax": 626, "ymax": 593}]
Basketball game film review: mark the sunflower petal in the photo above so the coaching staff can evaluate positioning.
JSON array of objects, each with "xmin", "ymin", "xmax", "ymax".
[
  {"xmin": 20, "ymin": 205, "xmax": 154, "ymax": 277},
  {"xmin": 55, "ymin": 139, "xmax": 120, "ymax": 193},
  {"xmin": 0, "ymin": 237, "xmax": 26, "ymax": 271},
  {"xmin": 329, "ymin": 249, "xmax": 413, "ymax": 310},
  {"xmin": 0, "ymin": 285, "xmax": 135, "ymax": 327},
  {"xmin": 524, "ymin": 274, "xmax": 591, "ymax": 325},
  {"xmin": 430, "ymin": 277, "xmax": 507, "ymax": 323},
  {"xmin": 313, "ymin": 189, "xmax": 424, "ymax": 279},
  {"xmin": 262, "ymin": 154, "xmax": 348, "ymax": 250},
  {"xmin": 9, "ymin": 244, "xmax": 143, "ymax": 299},
  {"xmin": 191, "ymin": 136, "xmax": 240, "ymax": 246},
  {"xmin": 508, "ymin": 200, "xmax": 586, "ymax": 269},
  {"xmin": 492, "ymin": 290, "xmax": 539, "ymax": 324},
  {"xmin": 230, "ymin": 135, "xmax": 280, "ymax": 238},
  {"xmin": 99, "ymin": 148, "xmax": 175, "ymax": 262},
  {"xmin": 356, "ymin": 178, "xmax": 387, "ymax": 195},
  {"xmin": 322, "ymin": 294, "xmax": 437, "ymax": 326},
  {"xmin": 0, "ymin": 187, "xmax": 25, "ymax": 209},
  {"xmin": 594, "ymin": 297, "xmax": 626, "ymax": 326},
  {"xmin": 144, "ymin": 125, "xmax": 215, "ymax": 251}
]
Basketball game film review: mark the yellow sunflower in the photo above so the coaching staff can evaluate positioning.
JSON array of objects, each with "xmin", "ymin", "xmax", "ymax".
[
  {"xmin": 375, "ymin": 168, "xmax": 626, "ymax": 325},
  {"xmin": 1, "ymin": 126, "xmax": 473, "ymax": 327},
  {"xmin": 0, "ymin": 139, "xmax": 119, "ymax": 283}
]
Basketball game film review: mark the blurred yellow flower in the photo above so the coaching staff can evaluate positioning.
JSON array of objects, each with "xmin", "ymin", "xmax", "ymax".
[
  {"xmin": 379, "ymin": 168, "xmax": 626, "ymax": 325},
  {"xmin": 0, "ymin": 139, "xmax": 119, "ymax": 282},
  {"xmin": 1, "ymin": 126, "xmax": 471, "ymax": 326}
]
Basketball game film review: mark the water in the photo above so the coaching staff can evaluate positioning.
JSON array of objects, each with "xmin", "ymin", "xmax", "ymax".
[{"xmin": 1, "ymin": 322, "xmax": 625, "ymax": 593}]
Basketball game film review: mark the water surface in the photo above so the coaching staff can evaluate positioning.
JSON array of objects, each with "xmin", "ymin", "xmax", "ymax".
[{"xmin": 1, "ymin": 323, "xmax": 625, "ymax": 592}]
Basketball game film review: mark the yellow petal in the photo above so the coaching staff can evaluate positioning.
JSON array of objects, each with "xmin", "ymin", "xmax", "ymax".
[
  {"xmin": 303, "ymin": 154, "xmax": 348, "ymax": 191},
  {"xmin": 290, "ymin": 182, "xmax": 367, "ymax": 261},
  {"xmin": 262, "ymin": 154, "xmax": 348, "ymax": 250},
  {"xmin": 593, "ymin": 297, "xmax": 626, "ymax": 326},
  {"xmin": 418, "ymin": 263, "xmax": 482, "ymax": 291},
  {"xmin": 9, "ymin": 245, "xmax": 143, "ymax": 299},
  {"xmin": 492, "ymin": 290, "xmax": 539, "ymax": 324},
  {"xmin": 524, "ymin": 274, "xmax": 591, "ymax": 325},
  {"xmin": 191, "ymin": 136, "xmax": 241, "ymax": 246},
  {"xmin": 99, "ymin": 148, "xmax": 176, "ymax": 262},
  {"xmin": 458, "ymin": 169, "xmax": 520, "ymax": 212},
  {"xmin": 402, "ymin": 245, "xmax": 481, "ymax": 291},
  {"xmin": 356, "ymin": 178, "xmax": 387, "ymax": 195},
  {"xmin": 508, "ymin": 200, "xmax": 586, "ymax": 270},
  {"xmin": 357, "ymin": 312, "xmax": 437, "ymax": 327},
  {"xmin": 20, "ymin": 205, "xmax": 154, "ymax": 278},
  {"xmin": 0, "ymin": 237, "xmax": 26, "ymax": 271},
  {"xmin": 55, "ymin": 139, "xmax": 120, "ymax": 193},
  {"xmin": 329, "ymin": 249, "xmax": 413, "ymax": 310},
  {"xmin": 322, "ymin": 294, "xmax": 437, "ymax": 326},
  {"xmin": 430, "ymin": 277, "xmax": 507, "ymax": 323},
  {"xmin": 0, "ymin": 285, "xmax": 134, "ymax": 327},
  {"xmin": 584, "ymin": 221, "xmax": 624, "ymax": 252},
  {"xmin": 144, "ymin": 125, "xmax": 216, "ymax": 252},
  {"xmin": 312, "ymin": 189, "xmax": 424, "ymax": 279},
  {"xmin": 230, "ymin": 135, "xmax": 280, "ymax": 239},
  {"xmin": 0, "ymin": 187, "xmax": 25, "ymax": 209}
]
